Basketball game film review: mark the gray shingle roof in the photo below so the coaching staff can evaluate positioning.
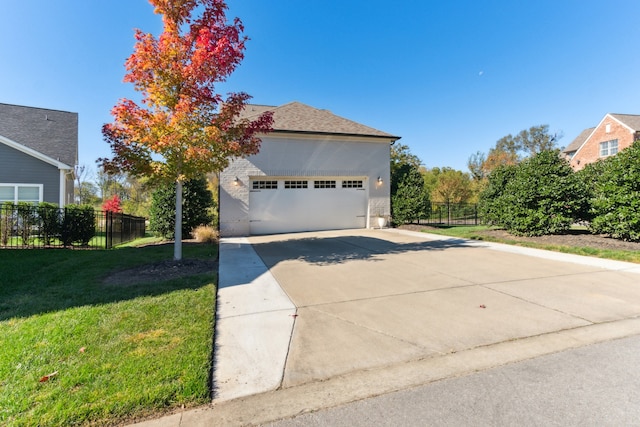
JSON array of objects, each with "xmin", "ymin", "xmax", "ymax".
[
  {"xmin": 0, "ymin": 103, "xmax": 78, "ymax": 167},
  {"xmin": 239, "ymin": 101, "xmax": 400, "ymax": 140},
  {"xmin": 563, "ymin": 127, "xmax": 595, "ymax": 154},
  {"xmin": 610, "ymin": 113, "xmax": 640, "ymax": 131}
]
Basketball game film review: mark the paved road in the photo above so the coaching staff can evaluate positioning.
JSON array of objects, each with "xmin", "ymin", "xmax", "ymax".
[{"xmin": 264, "ymin": 334, "xmax": 640, "ymax": 426}]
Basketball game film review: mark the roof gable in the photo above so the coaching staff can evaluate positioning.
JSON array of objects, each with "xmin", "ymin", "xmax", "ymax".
[
  {"xmin": 609, "ymin": 113, "xmax": 640, "ymax": 131},
  {"xmin": 240, "ymin": 101, "xmax": 400, "ymax": 140},
  {"xmin": 0, "ymin": 134, "xmax": 73, "ymax": 169},
  {"xmin": 0, "ymin": 103, "xmax": 78, "ymax": 167},
  {"xmin": 563, "ymin": 127, "xmax": 595, "ymax": 154}
]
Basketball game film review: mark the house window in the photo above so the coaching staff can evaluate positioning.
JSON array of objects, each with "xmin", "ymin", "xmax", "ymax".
[
  {"xmin": 606, "ymin": 123, "xmax": 611, "ymax": 133},
  {"xmin": 284, "ymin": 180, "xmax": 308, "ymax": 189},
  {"xmin": 252, "ymin": 180, "xmax": 278, "ymax": 190},
  {"xmin": 600, "ymin": 139, "xmax": 618, "ymax": 157},
  {"xmin": 342, "ymin": 180, "xmax": 364, "ymax": 188},
  {"xmin": 0, "ymin": 184, "xmax": 43, "ymax": 204},
  {"xmin": 314, "ymin": 180, "xmax": 336, "ymax": 189}
]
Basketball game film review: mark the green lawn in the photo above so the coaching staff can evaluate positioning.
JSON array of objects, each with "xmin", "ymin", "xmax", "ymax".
[
  {"xmin": 0, "ymin": 242, "xmax": 217, "ymax": 426},
  {"xmin": 416, "ymin": 225, "xmax": 640, "ymax": 264}
]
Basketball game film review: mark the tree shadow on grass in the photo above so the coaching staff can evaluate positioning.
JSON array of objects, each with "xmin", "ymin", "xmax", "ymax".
[{"xmin": 0, "ymin": 242, "xmax": 218, "ymax": 321}]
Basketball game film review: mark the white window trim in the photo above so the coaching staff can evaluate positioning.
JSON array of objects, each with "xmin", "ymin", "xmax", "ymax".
[
  {"xmin": 0, "ymin": 183, "xmax": 44, "ymax": 204},
  {"xmin": 599, "ymin": 139, "xmax": 619, "ymax": 158}
]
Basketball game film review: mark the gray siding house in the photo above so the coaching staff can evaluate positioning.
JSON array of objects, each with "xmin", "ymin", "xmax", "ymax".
[{"xmin": 0, "ymin": 103, "xmax": 77, "ymax": 206}]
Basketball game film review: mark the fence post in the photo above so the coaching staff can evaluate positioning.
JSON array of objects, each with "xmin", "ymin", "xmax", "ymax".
[{"xmin": 106, "ymin": 211, "xmax": 112, "ymax": 250}]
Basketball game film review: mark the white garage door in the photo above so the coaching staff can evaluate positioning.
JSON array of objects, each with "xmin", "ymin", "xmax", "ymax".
[{"xmin": 249, "ymin": 178, "xmax": 367, "ymax": 235}]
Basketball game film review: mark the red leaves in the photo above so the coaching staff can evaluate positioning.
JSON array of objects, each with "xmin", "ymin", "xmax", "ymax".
[
  {"xmin": 102, "ymin": 195, "xmax": 123, "ymax": 213},
  {"xmin": 102, "ymin": 0, "xmax": 273, "ymax": 180},
  {"xmin": 39, "ymin": 371, "xmax": 58, "ymax": 383},
  {"xmin": 479, "ymin": 304, "xmax": 487, "ymax": 309}
]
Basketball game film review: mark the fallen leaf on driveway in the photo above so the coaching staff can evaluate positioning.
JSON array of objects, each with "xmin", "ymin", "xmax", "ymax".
[
  {"xmin": 479, "ymin": 304, "xmax": 486, "ymax": 309},
  {"xmin": 39, "ymin": 371, "xmax": 58, "ymax": 382}
]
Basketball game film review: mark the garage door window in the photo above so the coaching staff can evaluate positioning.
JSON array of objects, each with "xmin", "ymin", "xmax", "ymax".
[
  {"xmin": 285, "ymin": 180, "xmax": 308, "ymax": 189},
  {"xmin": 342, "ymin": 180, "xmax": 363, "ymax": 188},
  {"xmin": 314, "ymin": 180, "xmax": 336, "ymax": 189},
  {"xmin": 252, "ymin": 180, "xmax": 278, "ymax": 190}
]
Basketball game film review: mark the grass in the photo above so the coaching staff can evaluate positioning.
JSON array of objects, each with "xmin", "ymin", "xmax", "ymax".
[
  {"xmin": 417, "ymin": 225, "xmax": 640, "ymax": 264},
  {"xmin": 0, "ymin": 241, "xmax": 217, "ymax": 426}
]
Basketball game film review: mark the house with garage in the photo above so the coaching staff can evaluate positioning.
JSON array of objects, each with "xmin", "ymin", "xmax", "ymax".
[
  {"xmin": 219, "ymin": 101, "xmax": 400, "ymax": 236},
  {"xmin": 563, "ymin": 113, "xmax": 640, "ymax": 171},
  {"xmin": 0, "ymin": 103, "xmax": 77, "ymax": 206}
]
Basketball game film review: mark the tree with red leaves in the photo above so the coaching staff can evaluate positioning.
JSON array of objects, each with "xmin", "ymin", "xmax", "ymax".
[
  {"xmin": 102, "ymin": 194, "xmax": 123, "ymax": 213},
  {"xmin": 100, "ymin": 0, "xmax": 273, "ymax": 260}
]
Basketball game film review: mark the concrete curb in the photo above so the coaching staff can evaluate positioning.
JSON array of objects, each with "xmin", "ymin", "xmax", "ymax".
[
  {"xmin": 384, "ymin": 228, "xmax": 640, "ymax": 274},
  {"xmin": 142, "ymin": 318, "xmax": 640, "ymax": 427}
]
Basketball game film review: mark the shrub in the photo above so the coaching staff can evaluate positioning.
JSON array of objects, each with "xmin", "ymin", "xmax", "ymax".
[
  {"xmin": 479, "ymin": 150, "xmax": 590, "ymax": 236},
  {"xmin": 478, "ymin": 164, "xmax": 517, "ymax": 228},
  {"xmin": 391, "ymin": 166, "xmax": 430, "ymax": 225},
  {"xmin": 587, "ymin": 140, "xmax": 640, "ymax": 241},
  {"xmin": 37, "ymin": 202, "xmax": 62, "ymax": 245},
  {"xmin": 149, "ymin": 177, "xmax": 215, "ymax": 239},
  {"xmin": 1, "ymin": 201, "xmax": 14, "ymax": 246},
  {"xmin": 15, "ymin": 202, "xmax": 38, "ymax": 246},
  {"xmin": 61, "ymin": 205, "xmax": 96, "ymax": 246},
  {"xmin": 192, "ymin": 225, "xmax": 218, "ymax": 243}
]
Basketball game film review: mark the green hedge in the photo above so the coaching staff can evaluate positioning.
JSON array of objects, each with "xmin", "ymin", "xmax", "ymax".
[
  {"xmin": 479, "ymin": 150, "xmax": 590, "ymax": 236},
  {"xmin": 584, "ymin": 140, "xmax": 640, "ymax": 241}
]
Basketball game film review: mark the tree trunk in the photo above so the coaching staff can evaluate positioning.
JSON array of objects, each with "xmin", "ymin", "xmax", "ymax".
[{"xmin": 174, "ymin": 180, "xmax": 183, "ymax": 261}]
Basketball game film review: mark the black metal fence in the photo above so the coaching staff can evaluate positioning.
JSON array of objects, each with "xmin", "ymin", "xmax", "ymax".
[
  {"xmin": 413, "ymin": 202, "xmax": 479, "ymax": 226},
  {"xmin": 0, "ymin": 203, "xmax": 146, "ymax": 250}
]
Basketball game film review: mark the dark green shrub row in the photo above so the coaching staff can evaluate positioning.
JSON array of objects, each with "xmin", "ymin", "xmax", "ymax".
[
  {"xmin": 0, "ymin": 202, "xmax": 95, "ymax": 247},
  {"xmin": 479, "ymin": 150, "xmax": 590, "ymax": 236},
  {"xmin": 582, "ymin": 141, "xmax": 640, "ymax": 241},
  {"xmin": 479, "ymin": 143, "xmax": 640, "ymax": 241}
]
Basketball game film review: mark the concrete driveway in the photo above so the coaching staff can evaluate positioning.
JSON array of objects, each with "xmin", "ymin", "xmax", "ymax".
[{"xmin": 207, "ymin": 228, "xmax": 640, "ymax": 426}]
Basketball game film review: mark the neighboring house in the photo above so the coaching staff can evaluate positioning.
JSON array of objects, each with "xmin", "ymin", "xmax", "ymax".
[
  {"xmin": 0, "ymin": 103, "xmax": 77, "ymax": 207},
  {"xmin": 219, "ymin": 101, "xmax": 400, "ymax": 236},
  {"xmin": 563, "ymin": 113, "xmax": 640, "ymax": 170}
]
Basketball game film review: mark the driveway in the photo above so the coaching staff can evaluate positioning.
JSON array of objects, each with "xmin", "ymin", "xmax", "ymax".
[{"xmin": 208, "ymin": 228, "xmax": 640, "ymax": 425}]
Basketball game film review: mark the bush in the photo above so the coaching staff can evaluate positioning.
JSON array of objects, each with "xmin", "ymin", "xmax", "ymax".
[
  {"xmin": 192, "ymin": 225, "xmax": 219, "ymax": 243},
  {"xmin": 61, "ymin": 205, "xmax": 96, "ymax": 246},
  {"xmin": 479, "ymin": 150, "xmax": 590, "ymax": 236},
  {"xmin": 391, "ymin": 166, "xmax": 430, "ymax": 225},
  {"xmin": 37, "ymin": 202, "xmax": 62, "ymax": 245},
  {"xmin": 587, "ymin": 140, "xmax": 640, "ymax": 241},
  {"xmin": 16, "ymin": 202, "xmax": 37, "ymax": 246},
  {"xmin": 478, "ymin": 164, "xmax": 517, "ymax": 228},
  {"xmin": 1, "ymin": 202, "xmax": 14, "ymax": 246},
  {"xmin": 149, "ymin": 177, "xmax": 215, "ymax": 239}
]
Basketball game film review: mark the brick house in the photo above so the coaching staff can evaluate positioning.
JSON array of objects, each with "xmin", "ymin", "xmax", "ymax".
[
  {"xmin": 563, "ymin": 113, "xmax": 640, "ymax": 170},
  {"xmin": 219, "ymin": 101, "xmax": 400, "ymax": 236}
]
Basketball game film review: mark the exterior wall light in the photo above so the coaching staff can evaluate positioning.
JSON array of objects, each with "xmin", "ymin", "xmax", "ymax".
[
  {"xmin": 233, "ymin": 177, "xmax": 240, "ymax": 186},
  {"xmin": 377, "ymin": 176, "xmax": 383, "ymax": 185}
]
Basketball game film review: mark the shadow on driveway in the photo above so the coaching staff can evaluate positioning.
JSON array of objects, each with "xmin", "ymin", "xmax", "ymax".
[{"xmin": 250, "ymin": 234, "xmax": 477, "ymax": 267}]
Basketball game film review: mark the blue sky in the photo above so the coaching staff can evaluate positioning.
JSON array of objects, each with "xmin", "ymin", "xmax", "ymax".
[{"xmin": 2, "ymin": 1, "xmax": 639, "ymax": 175}]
